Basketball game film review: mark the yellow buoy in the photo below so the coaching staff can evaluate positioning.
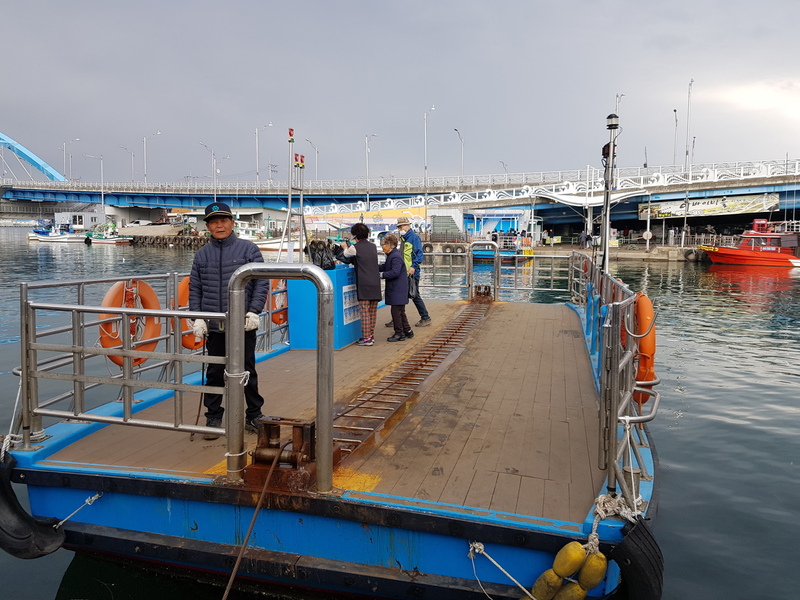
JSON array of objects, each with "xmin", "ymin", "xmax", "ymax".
[
  {"xmin": 531, "ymin": 568, "xmax": 563, "ymax": 600},
  {"xmin": 577, "ymin": 551, "xmax": 608, "ymax": 591},
  {"xmin": 552, "ymin": 581, "xmax": 587, "ymax": 600},
  {"xmin": 552, "ymin": 541, "xmax": 587, "ymax": 578}
]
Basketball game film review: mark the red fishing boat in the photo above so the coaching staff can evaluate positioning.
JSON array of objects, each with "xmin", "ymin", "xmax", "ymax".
[{"xmin": 699, "ymin": 219, "xmax": 800, "ymax": 267}]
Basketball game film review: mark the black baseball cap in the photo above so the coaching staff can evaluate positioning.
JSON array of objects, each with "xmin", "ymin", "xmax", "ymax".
[{"xmin": 203, "ymin": 202, "xmax": 234, "ymax": 221}]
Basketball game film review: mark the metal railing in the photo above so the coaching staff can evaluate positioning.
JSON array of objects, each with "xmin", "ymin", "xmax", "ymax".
[
  {"xmin": 14, "ymin": 273, "xmax": 289, "ymax": 475},
  {"xmin": 420, "ymin": 247, "xmax": 660, "ymax": 508}
]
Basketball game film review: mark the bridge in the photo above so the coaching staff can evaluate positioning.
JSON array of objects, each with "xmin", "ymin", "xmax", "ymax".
[{"xmin": 2, "ymin": 127, "xmax": 800, "ymax": 229}]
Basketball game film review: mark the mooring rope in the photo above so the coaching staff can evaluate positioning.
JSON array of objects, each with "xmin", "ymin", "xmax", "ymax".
[
  {"xmin": 467, "ymin": 541, "xmax": 536, "ymax": 600},
  {"xmin": 221, "ymin": 439, "xmax": 291, "ymax": 600}
]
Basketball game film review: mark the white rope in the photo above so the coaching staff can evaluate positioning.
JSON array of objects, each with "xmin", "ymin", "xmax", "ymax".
[
  {"xmin": 467, "ymin": 541, "xmax": 536, "ymax": 600},
  {"xmin": 55, "ymin": 492, "xmax": 103, "ymax": 529},
  {"xmin": 224, "ymin": 369, "xmax": 250, "ymax": 386}
]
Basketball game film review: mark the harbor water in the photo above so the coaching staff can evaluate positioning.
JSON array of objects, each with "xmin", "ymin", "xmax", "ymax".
[{"xmin": 0, "ymin": 227, "xmax": 798, "ymax": 599}]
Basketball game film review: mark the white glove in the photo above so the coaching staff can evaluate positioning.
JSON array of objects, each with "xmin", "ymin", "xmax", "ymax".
[
  {"xmin": 192, "ymin": 318, "xmax": 208, "ymax": 339},
  {"xmin": 244, "ymin": 312, "xmax": 260, "ymax": 331}
]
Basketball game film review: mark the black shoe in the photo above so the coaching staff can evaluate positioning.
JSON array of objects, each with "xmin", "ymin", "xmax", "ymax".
[
  {"xmin": 404, "ymin": 329, "xmax": 414, "ymax": 338},
  {"xmin": 245, "ymin": 416, "xmax": 265, "ymax": 434},
  {"xmin": 384, "ymin": 321, "xmax": 394, "ymax": 328},
  {"xmin": 203, "ymin": 417, "xmax": 222, "ymax": 440},
  {"xmin": 387, "ymin": 334, "xmax": 406, "ymax": 342}
]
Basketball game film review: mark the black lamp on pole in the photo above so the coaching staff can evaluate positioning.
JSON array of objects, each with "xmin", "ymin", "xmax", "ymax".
[{"xmin": 601, "ymin": 113, "xmax": 619, "ymax": 274}]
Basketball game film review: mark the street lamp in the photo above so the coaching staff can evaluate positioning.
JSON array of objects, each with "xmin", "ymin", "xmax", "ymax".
[
  {"xmin": 672, "ymin": 109, "xmax": 678, "ymax": 166},
  {"xmin": 84, "ymin": 154, "xmax": 105, "ymax": 215},
  {"xmin": 119, "ymin": 145, "xmax": 135, "ymax": 181},
  {"xmin": 423, "ymin": 105, "xmax": 435, "ymax": 192},
  {"xmin": 454, "ymin": 128, "xmax": 464, "ymax": 178},
  {"xmin": 684, "ymin": 78, "xmax": 694, "ymax": 172},
  {"xmin": 305, "ymin": 138, "xmax": 318, "ymax": 180},
  {"xmin": 365, "ymin": 133, "xmax": 377, "ymax": 211},
  {"xmin": 60, "ymin": 139, "xmax": 80, "ymax": 179},
  {"xmin": 200, "ymin": 142, "xmax": 229, "ymax": 201},
  {"xmin": 143, "ymin": 130, "xmax": 161, "ymax": 183},
  {"xmin": 601, "ymin": 113, "xmax": 620, "ymax": 274},
  {"xmin": 255, "ymin": 122, "xmax": 273, "ymax": 183}
]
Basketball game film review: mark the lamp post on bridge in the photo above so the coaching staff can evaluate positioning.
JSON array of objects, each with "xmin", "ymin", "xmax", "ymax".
[
  {"xmin": 305, "ymin": 138, "xmax": 318, "ymax": 180},
  {"xmin": 119, "ymin": 145, "xmax": 135, "ymax": 181},
  {"xmin": 423, "ymin": 105, "xmax": 435, "ymax": 195},
  {"xmin": 255, "ymin": 122, "xmax": 273, "ymax": 184},
  {"xmin": 83, "ymin": 154, "xmax": 105, "ymax": 217},
  {"xmin": 365, "ymin": 133, "xmax": 377, "ymax": 211},
  {"xmin": 454, "ymin": 128, "xmax": 464, "ymax": 180},
  {"xmin": 200, "ymin": 142, "xmax": 230, "ymax": 202},
  {"xmin": 143, "ymin": 130, "xmax": 161, "ymax": 183},
  {"xmin": 60, "ymin": 139, "xmax": 80, "ymax": 180}
]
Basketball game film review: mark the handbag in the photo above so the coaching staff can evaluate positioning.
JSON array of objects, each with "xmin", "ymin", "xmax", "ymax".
[{"xmin": 407, "ymin": 274, "xmax": 418, "ymax": 299}]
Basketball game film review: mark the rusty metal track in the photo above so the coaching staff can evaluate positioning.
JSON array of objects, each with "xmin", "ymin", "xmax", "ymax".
[{"xmin": 333, "ymin": 303, "xmax": 489, "ymax": 455}]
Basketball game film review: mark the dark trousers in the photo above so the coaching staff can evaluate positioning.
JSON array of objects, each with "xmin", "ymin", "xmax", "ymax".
[
  {"xmin": 391, "ymin": 305, "xmax": 410, "ymax": 335},
  {"xmin": 411, "ymin": 278, "xmax": 429, "ymax": 320},
  {"xmin": 203, "ymin": 329, "xmax": 264, "ymax": 421}
]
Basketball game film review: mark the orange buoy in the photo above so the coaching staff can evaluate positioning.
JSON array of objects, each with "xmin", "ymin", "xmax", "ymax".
[
  {"xmin": 175, "ymin": 277, "xmax": 204, "ymax": 350},
  {"xmin": 99, "ymin": 280, "xmax": 162, "ymax": 366},
  {"xmin": 633, "ymin": 292, "xmax": 657, "ymax": 405},
  {"xmin": 271, "ymin": 279, "xmax": 288, "ymax": 325}
]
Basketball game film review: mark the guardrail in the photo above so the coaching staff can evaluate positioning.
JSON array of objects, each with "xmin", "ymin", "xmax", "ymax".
[{"xmin": 14, "ymin": 274, "xmax": 288, "ymax": 471}]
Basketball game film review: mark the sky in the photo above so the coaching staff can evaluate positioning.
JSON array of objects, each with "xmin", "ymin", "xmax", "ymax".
[{"xmin": 4, "ymin": 0, "xmax": 800, "ymax": 185}]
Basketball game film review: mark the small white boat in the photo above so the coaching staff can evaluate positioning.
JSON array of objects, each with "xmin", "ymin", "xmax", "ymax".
[{"xmin": 28, "ymin": 221, "xmax": 86, "ymax": 243}]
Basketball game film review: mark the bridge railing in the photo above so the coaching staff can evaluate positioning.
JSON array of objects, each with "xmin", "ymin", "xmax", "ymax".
[{"xmin": 5, "ymin": 158, "xmax": 800, "ymax": 197}]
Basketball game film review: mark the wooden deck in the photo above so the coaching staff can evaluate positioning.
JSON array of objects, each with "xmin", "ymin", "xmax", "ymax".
[{"xmin": 45, "ymin": 299, "xmax": 603, "ymax": 523}]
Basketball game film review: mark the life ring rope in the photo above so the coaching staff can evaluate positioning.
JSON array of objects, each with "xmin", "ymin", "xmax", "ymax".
[
  {"xmin": 99, "ymin": 280, "xmax": 163, "ymax": 367},
  {"xmin": 631, "ymin": 292, "xmax": 657, "ymax": 405}
]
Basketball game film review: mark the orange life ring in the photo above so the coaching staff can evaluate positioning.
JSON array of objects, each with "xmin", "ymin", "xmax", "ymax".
[
  {"xmin": 176, "ymin": 277, "xmax": 204, "ymax": 350},
  {"xmin": 99, "ymin": 280, "xmax": 162, "ymax": 366},
  {"xmin": 633, "ymin": 292, "xmax": 657, "ymax": 405},
  {"xmin": 271, "ymin": 279, "xmax": 288, "ymax": 325}
]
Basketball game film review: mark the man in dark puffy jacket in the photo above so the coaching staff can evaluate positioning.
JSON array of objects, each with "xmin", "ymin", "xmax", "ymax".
[{"xmin": 189, "ymin": 202, "xmax": 269, "ymax": 439}]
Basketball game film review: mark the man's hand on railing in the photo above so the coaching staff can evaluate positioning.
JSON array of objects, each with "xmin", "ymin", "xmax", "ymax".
[
  {"xmin": 192, "ymin": 318, "xmax": 208, "ymax": 339},
  {"xmin": 244, "ymin": 312, "xmax": 260, "ymax": 331}
]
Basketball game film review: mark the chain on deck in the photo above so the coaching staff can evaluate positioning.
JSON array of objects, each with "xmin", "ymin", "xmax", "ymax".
[{"xmin": 332, "ymin": 302, "xmax": 490, "ymax": 455}]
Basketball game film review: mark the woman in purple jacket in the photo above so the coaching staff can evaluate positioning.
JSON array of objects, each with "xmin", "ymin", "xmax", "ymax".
[{"xmin": 378, "ymin": 233, "xmax": 411, "ymax": 342}]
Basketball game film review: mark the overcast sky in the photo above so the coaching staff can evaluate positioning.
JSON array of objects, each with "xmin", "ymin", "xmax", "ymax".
[{"xmin": 3, "ymin": 0, "xmax": 800, "ymax": 185}]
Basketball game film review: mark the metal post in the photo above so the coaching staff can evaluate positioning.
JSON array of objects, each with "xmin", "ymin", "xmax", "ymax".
[
  {"xmin": 601, "ymin": 114, "xmax": 619, "ymax": 274},
  {"xmin": 226, "ymin": 263, "xmax": 334, "ymax": 490}
]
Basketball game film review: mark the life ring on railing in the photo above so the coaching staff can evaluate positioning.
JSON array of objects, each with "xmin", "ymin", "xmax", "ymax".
[
  {"xmin": 442, "ymin": 244, "xmax": 454, "ymax": 253},
  {"xmin": 99, "ymin": 280, "xmax": 162, "ymax": 366},
  {"xmin": 271, "ymin": 279, "xmax": 288, "ymax": 325},
  {"xmin": 175, "ymin": 277, "xmax": 204, "ymax": 350},
  {"xmin": 633, "ymin": 292, "xmax": 657, "ymax": 405},
  {"xmin": 422, "ymin": 243, "xmax": 434, "ymax": 253}
]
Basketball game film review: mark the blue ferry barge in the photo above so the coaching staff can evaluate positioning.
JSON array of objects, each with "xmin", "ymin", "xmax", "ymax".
[{"xmin": 0, "ymin": 245, "xmax": 663, "ymax": 599}]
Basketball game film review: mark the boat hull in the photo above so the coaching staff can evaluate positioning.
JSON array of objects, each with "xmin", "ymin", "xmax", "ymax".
[
  {"xmin": 17, "ymin": 467, "xmax": 631, "ymax": 599},
  {"xmin": 698, "ymin": 244, "xmax": 800, "ymax": 267},
  {"xmin": 30, "ymin": 233, "xmax": 86, "ymax": 243}
]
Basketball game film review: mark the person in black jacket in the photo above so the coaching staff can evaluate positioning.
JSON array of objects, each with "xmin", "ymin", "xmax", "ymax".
[
  {"xmin": 337, "ymin": 223, "xmax": 381, "ymax": 346},
  {"xmin": 189, "ymin": 202, "xmax": 269, "ymax": 439},
  {"xmin": 378, "ymin": 233, "xmax": 411, "ymax": 342}
]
